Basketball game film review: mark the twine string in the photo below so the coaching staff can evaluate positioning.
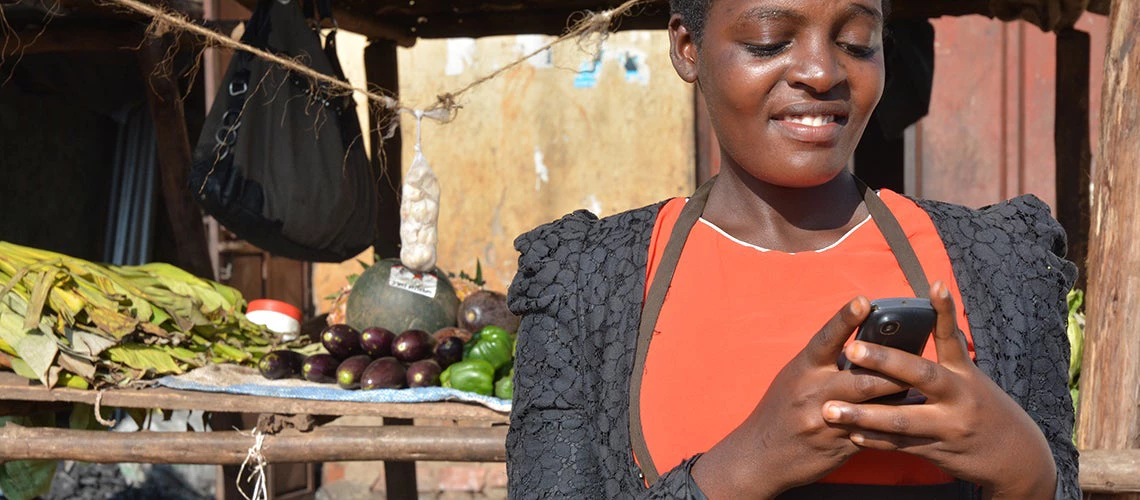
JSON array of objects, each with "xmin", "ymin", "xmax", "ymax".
[
  {"xmin": 237, "ymin": 429, "xmax": 269, "ymax": 500},
  {"xmin": 100, "ymin": 0, "xmax": 645, "ymax": 122},
  {"xmin": 93, "ymin": 390, "xmax": 119, "ymax": 427},
  {"xmin": 414, "ymin": 109, "xmax": 424, "ymax": 153}
]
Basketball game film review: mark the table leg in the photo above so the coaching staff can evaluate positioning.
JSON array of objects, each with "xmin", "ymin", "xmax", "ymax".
[{"xmin": 382, "ymin": 417, "xmax": 418, "ymax": 500}]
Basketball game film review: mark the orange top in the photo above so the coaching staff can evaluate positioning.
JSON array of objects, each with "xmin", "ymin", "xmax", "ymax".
[{"xmin": 639, "ymin": 189, "xmax": 974, "ymax": 485}]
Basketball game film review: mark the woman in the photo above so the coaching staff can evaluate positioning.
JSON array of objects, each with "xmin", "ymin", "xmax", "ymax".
[{"xmin": 506, "ymin": 0, "xmax": 1079, "ymax": 498}]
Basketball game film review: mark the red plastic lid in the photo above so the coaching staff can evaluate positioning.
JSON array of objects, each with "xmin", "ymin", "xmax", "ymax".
[{"xmin": 247, "ymin": 299, "xmax": 302, "ymax": 321}]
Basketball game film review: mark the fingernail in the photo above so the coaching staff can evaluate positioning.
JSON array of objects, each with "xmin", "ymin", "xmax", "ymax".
[
  {"xmin": 849, "ymin": 343, "xmax": 867, "ymax": 361},
  {"xmin": 825, "ymin": 404, "xmax": 842, "ymax": 421},
  {"xmin": 851, "ymin": 433, "xmax": 865, "ymax": 445},
  {"xmin": 939, "ymin": 283, "xmax": 950, "ymax": 299}
]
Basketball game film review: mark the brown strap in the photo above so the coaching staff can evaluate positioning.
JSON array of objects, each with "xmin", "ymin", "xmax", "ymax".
[
  {"xmin": 855, "ymin": 177, "xmax": 931, "ymax": 298},
  {"xmin": 630, "ymin": 175, "xmax": 930, "ymax": 486},
  {"xmin": 629, "ymin": 178, "xmax": 715, "ymax": 485}
]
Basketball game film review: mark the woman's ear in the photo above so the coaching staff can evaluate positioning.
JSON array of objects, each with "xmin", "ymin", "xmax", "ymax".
[{"xmin": 668, "ymin": 15, "xmax": 699, "ymax": 83}]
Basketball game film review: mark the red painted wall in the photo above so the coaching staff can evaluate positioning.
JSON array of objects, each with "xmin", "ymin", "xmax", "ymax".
[{"xmin": 915, "ymin": 13, "xmax": 1108, "ymax": 209}]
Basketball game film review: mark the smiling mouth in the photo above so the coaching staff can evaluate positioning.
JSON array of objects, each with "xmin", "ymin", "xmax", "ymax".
[{"xmin": 775, "ymin": 114, "xmax": 848, "ymax": 127}]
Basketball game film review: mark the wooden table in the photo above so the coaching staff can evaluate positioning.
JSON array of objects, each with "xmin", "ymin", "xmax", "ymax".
[{"xmin": 0, "ymin": 372, "xmax": 508, "ymax": 499}]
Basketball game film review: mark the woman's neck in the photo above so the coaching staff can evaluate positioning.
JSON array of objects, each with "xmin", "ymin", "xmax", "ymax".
[{"xmin": 701, "ymin": 165, "xmax": 868, "ymax": 253}]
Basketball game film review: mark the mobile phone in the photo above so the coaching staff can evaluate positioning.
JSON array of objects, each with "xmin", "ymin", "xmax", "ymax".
[{"xmin": 837, "ymin": 298, "xmax": 936, "ymax": 371}]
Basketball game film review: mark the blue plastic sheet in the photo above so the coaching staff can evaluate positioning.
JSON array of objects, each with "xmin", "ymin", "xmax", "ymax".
[{"xmin": 156, "ymin": 364, "xmax": 511, "ymax": 413}]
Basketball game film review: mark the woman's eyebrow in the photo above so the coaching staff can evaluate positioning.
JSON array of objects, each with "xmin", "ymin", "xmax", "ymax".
[
  {"xmin": 735, "ymin": 7, "xmax": 808, "ymax": 27},
  {"xmin": 845, "ymin": 3, "xmax": 884, "ymax": 24}
]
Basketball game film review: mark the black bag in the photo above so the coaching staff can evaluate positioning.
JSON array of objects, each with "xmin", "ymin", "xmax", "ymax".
[{"xmin": 190, "ymin": 0, "xmax": 376, "ymax": 262}]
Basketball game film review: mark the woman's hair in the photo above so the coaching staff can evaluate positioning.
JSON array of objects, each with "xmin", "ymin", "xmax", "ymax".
[{"xmin": 670, "ymin": 0, "xmax": 892, "ymax": 44}]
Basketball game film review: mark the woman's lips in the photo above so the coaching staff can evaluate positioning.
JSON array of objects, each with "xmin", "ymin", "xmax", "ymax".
[{"xmin": 770, "ymin": 114, "xmax": 845, "ymax": 145}]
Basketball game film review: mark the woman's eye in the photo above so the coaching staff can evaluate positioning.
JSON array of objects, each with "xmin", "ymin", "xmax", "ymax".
[
  {"xmin": 744, "ymin": 42, "xmax": 790, "ymax": 57},
  {"xmin": 839, "ymin": 43, "xmax": 877, "ymax": 58}
]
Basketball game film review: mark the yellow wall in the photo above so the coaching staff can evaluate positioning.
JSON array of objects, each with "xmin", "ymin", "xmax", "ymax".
[{"xmin": 314, "ymin": 30, "xmax": 694, "ymax": 311}]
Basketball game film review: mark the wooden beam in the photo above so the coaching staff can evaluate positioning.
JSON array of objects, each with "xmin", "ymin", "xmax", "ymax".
[
  {"xmin": 3, "ymin": 22, "xmax": 145, "ymax": 54},
  {"xmin": 227, "ymin": 0, "xmax": 415, "ymax": 45},
  {"xmin": 333, "ymin": 0, "xmax": 999, "ymax": 41},
  {"xmin": 1054, "ymin": 29, "xmax": 1091, "ymax": 291},
  {"xmin": 137, "ymin": 36, "xmax": 218, "ymax": 280},
  {"xmin": 1081, "ymin": 450, "xmax": 1140, "ymax": 494},
  {"xmin": 0, "ymin": 423, "xmax": 508, "ymax": 464},
  {"xmin": 1078, "ymin": 5, "xmax": 1140, "ymax": 500},
  {"xmin": 3, "ymin": 18, "xmax": 241, "ymax": 55},
  {"xmin": 693, "ymin": 86, "xmax": 718, "ymax": 186},
  {"xmin": 365, "ymin": 39, "xmax": 402, "ymax": 260},
  {"xmin": 0, "ymin": 373, "xmax": 509, "ymax": 422},
  {"xmin": 408, "ymin": 8, "xmax": 670, "ymax": 39},
  {"xmin": 1088, "ymin": 0, "xmax": 1112, "ymax": 15},
  {"xmin": 334, "ymin": 8, "xmax": 416, "ymax": 46}
]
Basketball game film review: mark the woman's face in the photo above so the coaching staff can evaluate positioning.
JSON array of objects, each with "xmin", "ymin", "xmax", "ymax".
[{"xmin": 670, "ymin": 0, "xmax": 886, "ymax": 188}]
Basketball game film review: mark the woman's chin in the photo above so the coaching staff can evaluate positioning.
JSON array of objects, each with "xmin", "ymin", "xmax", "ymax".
[{"xmin": 730, "ymin": 160, "xmax": 852, "ymax": 189}]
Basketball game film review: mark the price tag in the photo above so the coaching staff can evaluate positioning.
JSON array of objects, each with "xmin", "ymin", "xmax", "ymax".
[{"xmin": 387, "ymin": 264, "xmax": 438, "ymax": 298}]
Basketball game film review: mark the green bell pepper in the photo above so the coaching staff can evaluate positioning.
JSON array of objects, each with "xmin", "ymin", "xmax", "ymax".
[
  {"xmin": 441, "ymin": 359, "xmax": 495, "ymax": 396},
  {"xmin": 464, "ymin": 326, "xmax": 514, "ymax": 371},
  {"xmin": 494, "ymin": 368, "xmax": 514, "ymax": 400}
]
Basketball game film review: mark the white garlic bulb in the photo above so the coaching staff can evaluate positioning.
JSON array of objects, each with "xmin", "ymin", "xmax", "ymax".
[{"xmin": 399, "ymin": 149, "xmax": 440, "ymax": 272}]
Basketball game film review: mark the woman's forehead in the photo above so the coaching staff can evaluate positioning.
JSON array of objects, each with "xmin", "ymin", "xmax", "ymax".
[{"xmin": 710, "ymin": 0, "xmax": 884, "ymax": 19}]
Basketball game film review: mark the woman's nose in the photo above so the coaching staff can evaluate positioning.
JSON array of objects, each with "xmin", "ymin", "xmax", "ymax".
[{"xmin": 786, "ymin": 39, "xmax": 846, "ymax": 94}]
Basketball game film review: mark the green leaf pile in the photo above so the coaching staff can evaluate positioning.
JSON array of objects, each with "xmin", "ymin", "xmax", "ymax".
[
  {"xmin": 0, "ymin": 241, "xmax": 305, "ymax": 387},
  {"xmin": 0, "ymin": 415, "xmax": 58, "ymax": 500},
  {"xmin": 1067, "ymin": 289, "xmax": 1085, "ymax": 420}
]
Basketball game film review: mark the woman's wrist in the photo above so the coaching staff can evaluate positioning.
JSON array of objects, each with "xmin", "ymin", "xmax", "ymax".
[
  {"xmin": 984, "ymin": 450, "xmax": 1057, "ymax": 499},
  {"xmin": 690, "ymin": 435, "xmax": 784, "ymax": 499}
]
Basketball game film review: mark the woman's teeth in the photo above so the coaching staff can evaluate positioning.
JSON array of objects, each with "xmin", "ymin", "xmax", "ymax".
[{"xmin": 781, "ymin": 115, "xmax": 836, "ymax": 127}]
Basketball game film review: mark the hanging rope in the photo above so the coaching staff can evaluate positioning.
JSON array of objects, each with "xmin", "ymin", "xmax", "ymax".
[{"xmin": 99, "ymin": 0, "xmax": 647, "ymax": 122}]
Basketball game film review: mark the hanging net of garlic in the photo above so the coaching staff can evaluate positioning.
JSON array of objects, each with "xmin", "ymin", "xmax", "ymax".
[{"xmin": 399, "ymin": 111, "xmax": 441, "ymax": 273}]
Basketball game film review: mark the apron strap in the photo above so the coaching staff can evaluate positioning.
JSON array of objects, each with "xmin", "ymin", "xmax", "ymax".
[
  {"xmin": 628, "ymin": 178, "xmax": 715, "ymax": 485},
  {"xmin": 630, "ymin": 174, "xmax": 931, "ymax": 486},
  {"xmin": 855, "ymin": 177, "xmax": 931, "ymax": 298}
]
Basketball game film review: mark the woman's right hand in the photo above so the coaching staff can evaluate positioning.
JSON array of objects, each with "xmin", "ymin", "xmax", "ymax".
[{"xmin": 690, "ymin": 297, "xmax": 910, "ymax": 499}]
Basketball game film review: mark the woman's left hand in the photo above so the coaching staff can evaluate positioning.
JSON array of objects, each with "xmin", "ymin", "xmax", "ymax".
[{"xmin": 821, "ymin": 281, "xmax": 1057, "ymax": 499}]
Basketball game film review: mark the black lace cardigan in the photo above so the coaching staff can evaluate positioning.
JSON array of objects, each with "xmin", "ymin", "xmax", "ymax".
[{"xmin": 505, "ymin": 194, "xmax": 1079, "ymax": 499}]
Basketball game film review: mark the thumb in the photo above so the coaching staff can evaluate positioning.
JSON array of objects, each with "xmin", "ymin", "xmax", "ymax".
[{"xmin": 802, "ymin": 297, "xmax": 869, "ymax": 367}]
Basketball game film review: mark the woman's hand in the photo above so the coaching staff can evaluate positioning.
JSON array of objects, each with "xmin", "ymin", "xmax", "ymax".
[
  {"xmin": 822, "ymin": 282, "xmax": 1057, "ymax": 499},
  {"xmin": 691, "ymin": 297, "xmax": 914, "ymax": 499}
]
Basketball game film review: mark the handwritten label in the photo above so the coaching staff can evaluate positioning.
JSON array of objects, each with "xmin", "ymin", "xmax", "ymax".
[{"xmin": 387, "ymin": 264, "xmax": 438, "ymax": 298}]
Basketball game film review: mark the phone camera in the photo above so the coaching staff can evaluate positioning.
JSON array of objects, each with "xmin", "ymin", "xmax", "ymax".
[{"xmin": 879, "ymin": 321, "xmax": 901, "ymax": 335}]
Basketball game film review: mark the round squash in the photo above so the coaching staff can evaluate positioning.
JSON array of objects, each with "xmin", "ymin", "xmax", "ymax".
[{"xmin": 345, "ymin": 258, "xmax": 460, "ymax": 334}]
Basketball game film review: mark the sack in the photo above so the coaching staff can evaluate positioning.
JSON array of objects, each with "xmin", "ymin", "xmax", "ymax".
[{"xmin": 189, "ymin": 0, "xmax": 376, "ymax": 262}]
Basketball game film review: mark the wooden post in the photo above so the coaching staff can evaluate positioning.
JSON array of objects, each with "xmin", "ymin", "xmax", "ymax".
[
  {"xmin": 382, "ymin": 417, "xmax": 418, "ymax": 500},
  {"xmin": 365, "ymin": 40, "xmax": 403, "ymax": 260},
  {"xmin": 1054, "ymin": 29, "xmax": 1092, "ymax": 291},
  {"xmin": 1079, "ymin": 2, "xmax": 1140, "ymax": 500},
  {"xmin": 137, "ymin": 36, "xmax": 217, "ymax": 279},
  {"xmin": 364, "ymin": 39, "xmax": 418, "ymax": 499}
]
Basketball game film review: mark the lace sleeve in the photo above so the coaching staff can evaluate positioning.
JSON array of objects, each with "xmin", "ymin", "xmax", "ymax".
[
  {"xmin": 918, "ymin": 195, "xmax": 1080, "ymax": 499},
  {"xmin": 506, "ymin": 211, "xmax": 601, "ymax": 498},
  {"xmin": 1008, "ymin": 195, "xmax": 1081, "ymax": 500},
  {"xmin": 505, "ymin": 209, "xmax": 709, "ymax": 499}
]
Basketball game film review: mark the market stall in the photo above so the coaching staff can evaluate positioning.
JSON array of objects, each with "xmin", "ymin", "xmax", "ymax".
[
  {"xmin": 2, "ymin": 0, "xmax": 1140, "ymax": 498},
  {"xmin": 0, "ymin": 372, "xmax": 508, "ymax": 464}
]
